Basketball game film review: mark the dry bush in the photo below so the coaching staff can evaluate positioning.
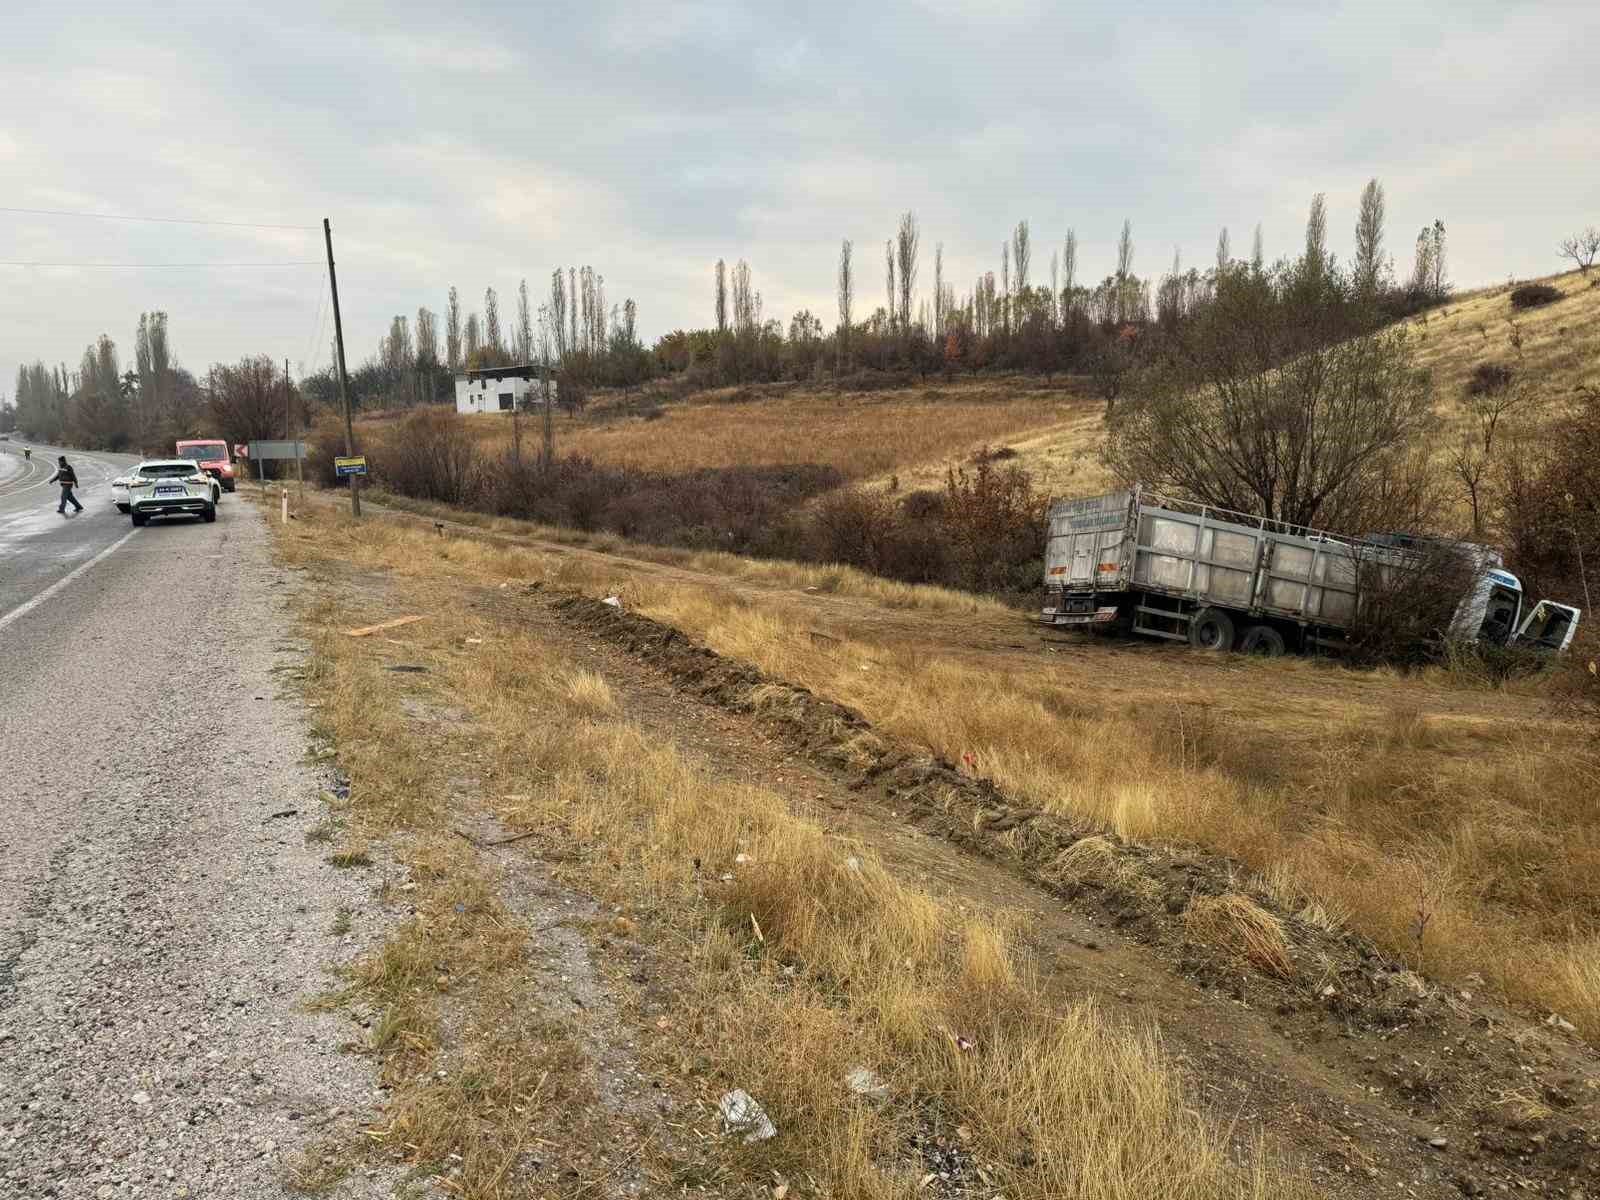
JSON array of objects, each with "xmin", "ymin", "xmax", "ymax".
[
  {"xmin": 377, "ymin": 407, "xmax": 481, "ymax": 505},
  {"xmin": 1510, "ymin": 283, "xmax": 1562, "ymax": 310},
  {"xmin": 1184, "ymin": 893, "xmax": 1295, "ymax": 980}
]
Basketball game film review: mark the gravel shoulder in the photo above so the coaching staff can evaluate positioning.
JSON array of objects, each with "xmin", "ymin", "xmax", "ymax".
[{"xmin": 0, "ymin": 500, "xmax": 398, "ymax": 1198}]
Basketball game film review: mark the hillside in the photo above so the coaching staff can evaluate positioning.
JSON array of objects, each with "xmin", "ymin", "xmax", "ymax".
[
  {"xmin": 358, "ymin": 375, "xmax": 1086, "ymax": 483},
  {"xmin": 913, "ymin": 268, "xmax": 1600, "ymax": 511}
]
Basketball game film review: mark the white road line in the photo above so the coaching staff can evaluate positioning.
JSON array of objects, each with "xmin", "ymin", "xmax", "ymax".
[{"xmin": 0, "ymin": 528, "xmax": 138, "ymax": 635}]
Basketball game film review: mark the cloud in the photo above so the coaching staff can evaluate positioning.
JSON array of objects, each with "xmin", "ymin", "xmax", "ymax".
[{"xmin": 2, "ymin": 0, "xmax": 1597, "ymax": 395}]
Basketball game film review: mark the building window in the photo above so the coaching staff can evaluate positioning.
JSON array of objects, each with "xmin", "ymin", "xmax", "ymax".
[{"xmin": 498, "ymin": 392, "xmax": 514, "ymax": 411}]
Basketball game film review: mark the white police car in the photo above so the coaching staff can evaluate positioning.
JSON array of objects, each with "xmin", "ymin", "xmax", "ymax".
[{"xmin": 127, "ymin": 459, "xmax": 219, "ymax": 526}]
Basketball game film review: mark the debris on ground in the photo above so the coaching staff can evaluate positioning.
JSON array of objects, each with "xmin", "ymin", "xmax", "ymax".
[
  {"xmin": 719, "ymin": 1089, "xmax": 777, "ymax": 1143},
  {"xmin": 345, "ymin": 614, "xmax": 425, "ymax": 637},
  {"xmin": 844, "ymin": 1066, "xmax": 889, "ymax": 1100},
  {"xmin": 602, "ymin": 595, "xmax": 623, "ymax": 608}
]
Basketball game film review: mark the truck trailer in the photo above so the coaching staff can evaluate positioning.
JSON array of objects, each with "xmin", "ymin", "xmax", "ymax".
[{"xmin": 1040, "ymin": 486, "xmax": 1581, "ymax": 656}]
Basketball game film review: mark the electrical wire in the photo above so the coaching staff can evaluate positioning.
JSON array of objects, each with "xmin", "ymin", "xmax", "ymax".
[
  {"xmin": 0, "ymin": 205, "xmax": 316, "ymax": 231},
  {"xmin": 0, "ymin": 260, "xmax": 322, "ymax": 268}
]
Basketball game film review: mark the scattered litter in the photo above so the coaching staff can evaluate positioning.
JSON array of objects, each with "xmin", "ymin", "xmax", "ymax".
[
  {"xmin": 1320, "ymin": 984, "xmax": 1337, "ymax": 998},
  {"xmin": 719, "ymin": 873, "xmax": 734, "ymax": 883},
  {"xmin": 602, "ymin": 595, "xmax": 623, "ymax": 608},
  {"xmin": 465, "ymin": 637, "xmax": 484, "ymax": 645},
  {"xmin": 844, "ymin": 856, "xmax": 862, "ymax": 872},
  {"xmin": 750, "ymin": 914, "xmax": 765, "ymax": 943},
  {"xmin": 130, "ymin": 1091, "xmax": 151, "ymax": 1105},
  {"xmin": 944, "ymin": 1030, "xmax": 975, "ymax": 1053},
  {"xmin": 844, "ymin": 1066, "xmax": 889, "ymax": 1100},
  {"xmin": 1426, "ymin": 1136, "xmax": 1448, "ymax": 1149},
  {"xmin": 265, "ymin": 809, "xmax": 299, "ymax": 820},
  {"xmin": 384, "ymin": 664, "xmax": 429, "ymax": 674},
  {"xmin": 734, "ymin": 853, "xmax": 752, "ymax": 865},
  {"xmin": 346, "ymin": 614, "xmax": 426, "ymax": 638},
  {"xmin": 1545, "ymin": 1013, "xmax": 1577, "ymax": 1033},
  {"xmin": 719, "ymin": 1090, "xmax": 777, "ymax": 1142},
  {"xmin": 498, "ymin": 582, "xmax": 509, "ymax": 589}
]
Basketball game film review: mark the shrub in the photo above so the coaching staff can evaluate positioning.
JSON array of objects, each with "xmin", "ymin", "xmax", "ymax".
[
  {"xmin": 1465, "ymin": 361, "xmax": 1515, "ymax": 396},
  {"xmin": 900, "ymin": 489, "xmax": 946, "ymax": 521},
  {"xmin": 306, "ymin": 414, "xmax": 357, "ymax": 488},
  {"xmin": 1509, "ymin": 283, "xmax": 1561, "ymax": 310},
  {"xmin": 380, "ymin": 409, "xmax": 480, "ymax": 505}
]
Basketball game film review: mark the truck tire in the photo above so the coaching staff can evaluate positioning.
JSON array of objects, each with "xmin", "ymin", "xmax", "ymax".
[
  {"xmin": 1239, "ymin": 624, "xmax": 1287, "ymax": 657},
  {"xmin": 1188, "ymin": 607, "xmax": 1235, "ymax": 651}
]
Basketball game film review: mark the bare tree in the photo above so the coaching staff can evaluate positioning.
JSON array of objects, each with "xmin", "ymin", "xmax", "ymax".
[
  {"xmin": 1011, "ymin": 219, "xmax": 1030, "ymax": 317},
  {"xmin": 464, "ymin": 312, "xmax": 482, "ymax": 365},
  {"xmin": 1558, "ymin": 226, "xmax": 1600, "ymax": 274},
  {"xmin": 836, "ymin": 238, "xmax": 853, "ymax": 374},
  {"xmin": 1104, "ymin": 269, "xmax": 1435, "ymax": 529},
  {"xmin": 895, "ymin": 210, "xmax": 920, "ymax": 333},
  {"xmin": 549, "ymin": 269, "xmax": 569, "ymax": 361},
  {"xmin": 569, "ymin": 267, "xmax": 578, "ymax": 356},
  {"xmin": 515, "ymin": 278, "xmax": 533, "ymax": 363},
  {"xmin": 445, "ymin": 286, "xmax": 462, "ymax": 370},
  {"xmin": 1215, "ymin": 227, "xmax": 1231, "ymax": 273},
  {"xmin": 484, "ymin": 287, "xmax": 503, "ymax": 358},
  {"xmin": 1449, "ymin": 369, "xmax": 1541, "ymax": 535},
  {"xmin": 1251, "ymin": 224, "xmax": 1265, "ymax": 272},
  {"xmin": 1354, "ymin": 178, "xmax": 1386, "ymax": 297},
  {"xmin": 714, "ymin": 259, "xmax": 728, "ymax": 333},
  {"xmin": 1000, "ymin": 241, "xmax": 1010, "ymax": 335},
  {"xmin": 1062, "ymin": 229, "xmax": 1077, "ymax": 316},
  {"xmin": 1303, "ymin": 193, "xmax": 1329, "ymax": 282},
  {"xmin": 1115, "ymin": 219, "xmax": 1135, "ymax": 324},
  {"xmin": 934, "ymin": 242, "xmax": 945, "ymax": 338},
  {"xmin": 731, "ymin": 260, "xmax": 755, "ymax": 334},
  {"xmin": 1049, "ymin": 250, "xmax": 1059, "ymax": 328},
  {"xmin": 416, "ymin": 307, "xmax": 438, "ymax": 366},
  {"xmin": 884, "ymin": 240, "xmax": 896, "ymax": 336},
  {"xmin": 1410, "ymin": 220, "xmax": 1448, "ymax": 300}
]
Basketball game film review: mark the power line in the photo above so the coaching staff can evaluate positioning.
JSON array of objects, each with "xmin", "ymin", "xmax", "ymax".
[
  {"xmin": 0, "ymin": 205, "xmax": 316, "ymax": 231},
  {"xmin": 0, "ymin": 260, "xmax": 323, "ymax": 268}
]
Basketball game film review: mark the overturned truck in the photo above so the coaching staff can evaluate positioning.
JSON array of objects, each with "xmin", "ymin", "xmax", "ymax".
[{"xmin": 1040, "ymin": 486, "xmax": 1581, "ymax": 656}]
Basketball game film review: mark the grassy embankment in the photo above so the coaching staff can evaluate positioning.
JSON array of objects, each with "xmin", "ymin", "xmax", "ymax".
[
  {"xmin": 312, "ymin": 508, "xmax": 1600, "ymax": 1043},
  {"xmin": 279, "ymin": 504, "xmax": 1315, "ymax": 1199}
]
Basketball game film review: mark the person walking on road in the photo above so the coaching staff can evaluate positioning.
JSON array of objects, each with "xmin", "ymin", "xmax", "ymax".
[{"xmin": 49, "ymin": 456, "xmax": 83, "ymax": 515}]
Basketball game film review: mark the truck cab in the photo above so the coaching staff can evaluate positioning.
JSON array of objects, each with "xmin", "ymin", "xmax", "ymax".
[{"xmin": 175, "ymin": 439, "xmax": 237, "ymax": 493}]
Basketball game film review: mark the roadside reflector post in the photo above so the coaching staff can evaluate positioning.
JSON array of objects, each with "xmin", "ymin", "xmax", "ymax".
[{"xmin": 281, "ymin": 487, "xmax": 289, "ymax": 524}]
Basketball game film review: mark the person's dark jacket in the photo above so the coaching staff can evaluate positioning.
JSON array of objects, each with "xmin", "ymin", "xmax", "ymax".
[{"xmin": 48, "ymin": 463, "xmax": 78, "ymax": 487}]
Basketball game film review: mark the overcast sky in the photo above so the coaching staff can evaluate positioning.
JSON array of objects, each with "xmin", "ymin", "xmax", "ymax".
[{"xmin": 2, "ymin": 1, "xmax": 1596, "ymax": 393}]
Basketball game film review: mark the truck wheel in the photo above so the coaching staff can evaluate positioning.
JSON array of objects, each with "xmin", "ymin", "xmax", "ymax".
[
  {"xmin": 1239, "ymin": 624, "xmax": 1287, "ymax": 657},
  {"xmin": 1188, "ymin": 607, "xmax": 1235, "ymax": 651}
]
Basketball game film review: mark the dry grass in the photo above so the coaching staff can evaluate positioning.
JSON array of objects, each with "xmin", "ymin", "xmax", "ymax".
[
  {"xmin": 627, "ymin": 585, "xmax": 1600, "ymax": 1037},
  {"xmin": 288, "ymin": 503, "xmax": 1600, "ymax": 1039},
  {"xmin": 367, "ymin": 489, "xmax": 1013, "ymax": 616},
  {"xmin": 1185, "ymin": 894, "xmax": 1296, "ymax": 981},
  {"xmin": 280, "ymin": 502, "xmax": 1319, "ymax": 1199},
  {"xmin": 363, "ymin": 376, "xmax": 1081, "ymax": 483}
]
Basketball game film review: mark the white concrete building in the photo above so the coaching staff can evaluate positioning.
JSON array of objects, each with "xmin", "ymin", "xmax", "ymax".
[{"xmin": 453, "ymin": 366, "xmax": 556, "ymax": 415}]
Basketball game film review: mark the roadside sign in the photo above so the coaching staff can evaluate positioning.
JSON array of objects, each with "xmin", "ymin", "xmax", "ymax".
[
  {"xmin": 334, "ymin": 455, "xmax": 368, "ymax": 478},
  {"xmin": 249, "ymin": 440, "xmax": 308, "ymax": 461}
]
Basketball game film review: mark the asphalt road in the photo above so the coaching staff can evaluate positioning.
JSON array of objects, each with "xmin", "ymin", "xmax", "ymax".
[{"xmin": 0, "ymin": 442, "xmax": 395, "ymax": 1196}]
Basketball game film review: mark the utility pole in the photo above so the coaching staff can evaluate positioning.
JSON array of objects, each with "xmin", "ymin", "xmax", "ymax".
[{"xmin": 323, "ymin": 217, "xmax": 360, "ymax": 517}]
